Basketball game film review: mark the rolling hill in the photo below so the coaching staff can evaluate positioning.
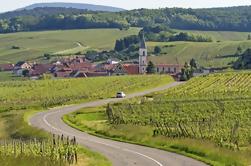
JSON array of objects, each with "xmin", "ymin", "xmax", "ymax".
[
  {"xmin": 0, "ymin": 28, "xmax": 139, "ymax": 63},
  {"xmin": 19, "ymin": 2, "xmax": 125, "ymax": 12}
]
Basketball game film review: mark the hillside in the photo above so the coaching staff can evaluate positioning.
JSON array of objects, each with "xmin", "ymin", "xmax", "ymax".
[
  {"xmin": 0, "ymin": 28, "xmax": 139, "ymax": 63},
  {"xmin": 148, "ymin": 40, "xmax": 251, "ymax": 68},
  {"xmin": 1, "ymin": 6, "xmax": 251, "ymax": 33},
  {"xmin": 20, "ymin": 2, "xmax": 125, "ymax": 12}
]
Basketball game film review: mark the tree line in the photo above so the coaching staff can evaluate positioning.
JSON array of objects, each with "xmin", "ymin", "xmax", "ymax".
[{"xmin": 1, "ymin": 6, "xmax": 251, "ymax": 33}]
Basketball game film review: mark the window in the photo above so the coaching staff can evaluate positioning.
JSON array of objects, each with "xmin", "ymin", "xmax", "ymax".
[
  {"xmin": 174, "ymin": 68, "xmax": 176, "ymax": 73},
  {"xmin": 157, "ymin": 68, "xmax": 159, "ymax": 72},
  {"xmin": 168, "ymin": 68, "xmax": 171, "ymax": 73},
  {"xmin": 143, "ymin": 51, "xmax": 145, "ymax": 56}
]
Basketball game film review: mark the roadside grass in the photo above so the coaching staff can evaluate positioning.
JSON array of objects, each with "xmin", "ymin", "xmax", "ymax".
[
  {"xmin": 0, "ymin": 28, "xmax": 139, "ymax": 63},
  {"xmin": 147, "ymin": 40, "xmax": 251, "ymax": 67},
  {"xmin": 63, "ymin": 107, "xmax": 251, "ymax": 166}
]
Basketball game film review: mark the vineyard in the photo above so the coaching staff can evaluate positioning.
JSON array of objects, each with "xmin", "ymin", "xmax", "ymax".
[
  {"xmin": 107, "ymin": 72, "xmax": 251, "ymax": 149},
  {"xmin": 0, "ymin": 135, "xmax": 78, "ymax": 166},
  {"xmin": 0, "ymin": 75, "xmax": 173, "ymax": 112}
]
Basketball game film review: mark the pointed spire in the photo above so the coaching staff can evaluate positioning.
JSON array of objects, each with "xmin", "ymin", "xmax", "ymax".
[{"xmin": 139, "ymin": 31, "xmax": 147, "ymax": 49}]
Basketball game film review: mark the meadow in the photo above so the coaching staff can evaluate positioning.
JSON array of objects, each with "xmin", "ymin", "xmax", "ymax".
[
  {"xmin": 148, "ymin": 40, "xmax": 251, "ymax": 68},
  {"xmin": 176, "ymin": 29, "xmax": 251, "ymax": 41},
  {"xmin": 64, "ymin": 72, "xmax": 251, "ymax": 165},
  {"xmin": 0, "ymin": 28, "xmax": 139, "ymax": 63}
]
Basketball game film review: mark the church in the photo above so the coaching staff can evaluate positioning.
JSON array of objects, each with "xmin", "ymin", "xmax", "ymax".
[
  {"xmin": 110, "ymin": 33, "xmax": 182, "ymax": 75},
  {"xmin": 138, "ymin": 33, "xmax": 182, "ymax": 75}
]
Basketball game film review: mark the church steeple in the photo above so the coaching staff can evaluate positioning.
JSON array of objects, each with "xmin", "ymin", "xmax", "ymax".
[
  {"xmin": 139, "ymin": 31, "xmax": 148, "ymax": 74},
  {"xmin": 140, "ymin": 33, "xmax": 147, "ymax": 49}
]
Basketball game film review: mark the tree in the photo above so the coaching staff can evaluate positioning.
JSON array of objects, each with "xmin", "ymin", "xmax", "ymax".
[
  {"xmin": 146, "ymin": 61, "xmax": 156, "ymax": 74},
  {"xmin": 189, "ymin": 58, "xmax": 198, "ymax": 69},
  {"xmin": 180, "ymin": 60, "xmax": 196, "ymax": 81},
  {"xmin": 236, "ymin": 46, "xmax": 243, "ymax": 55},
  {"xmin": 44, "ymin": 53, "xmax": 51, "ymax": 60},
  {"xmin": 114, "ymin": 39, "xmax": 126, "ymax": 52},
  {"xmin": 248, "ymin": 34, "xmax": 251, "ymax": 40},
  {"xmin": 180, "ymin": 68, "xmax": 188, "ymax": 81},
  {"xmin": 22, "ymin": 69, "xmax": 30, "ymax": 77},
  {"xmin": 154, "ymin": 46, "xmax": 162, "ymax": 55}
]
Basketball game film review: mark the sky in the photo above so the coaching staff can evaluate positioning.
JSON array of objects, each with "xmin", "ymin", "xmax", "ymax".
[{"xmin": 1, "ymin": 0, "xmax": 251, "ymax": 13}]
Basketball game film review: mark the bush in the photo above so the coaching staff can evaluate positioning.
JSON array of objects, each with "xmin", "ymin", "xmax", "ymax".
[{"xmin": 11, "ymin": 46, "xmax": 20, "ymax": 49}]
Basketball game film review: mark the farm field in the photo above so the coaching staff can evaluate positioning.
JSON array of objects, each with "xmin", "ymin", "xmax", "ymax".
[
  {"xmin": 0, "ymin": 28, "xmax": 139, "ymax": 63},
  {"xmin": 147, "ymin": 40, "xmax": 251, "ymax": 67},
  {"xmin": 64, "ymin": 71, "xmax": 251, "ymax": 165},
  {"xmin": 0, "ymin": 75, "xmax": 172, "ymax": 166},
  {"xmin": 176, "ymin": 29, "xmax": 251, "ymax": 41},
  {"xmin": 0, "ymin": 75, "xmax": 173, "ymax": 112}
]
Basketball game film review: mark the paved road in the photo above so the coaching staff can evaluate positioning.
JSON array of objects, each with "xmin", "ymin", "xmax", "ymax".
[{"xmin": 30, "ymin": 82, "xmax": 207, "ymax": 166}]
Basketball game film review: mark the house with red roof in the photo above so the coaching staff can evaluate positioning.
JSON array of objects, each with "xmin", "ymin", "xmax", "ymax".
[
  {"xmin": 0, "ymin": 64, "xmax": 14, "ymax": 71},
  {"xmin": 156, "ymin": 64, "xmax": 183, "ymax": 74}
]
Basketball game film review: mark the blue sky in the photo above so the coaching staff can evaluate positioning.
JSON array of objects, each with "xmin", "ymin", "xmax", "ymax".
[{"xmin": 1, "ymin": 0, "xmax": 251, "ymax": 12}]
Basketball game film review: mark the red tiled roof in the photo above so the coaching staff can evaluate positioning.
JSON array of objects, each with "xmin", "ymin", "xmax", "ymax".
[
  {"xmin": 86, "ymin": 72, "xmax": 108, "ymax": 77},
  {"xmin": 68, "ymin": 62, "xmax": 93, "ymax": 71},
  {"xmin": 0, "ymin": 64, "xmax": 14, "ymax": 71},
  {"xmin": 54, "ymin": 71, "xmax": 72, "ymax": 77},
  {"xmin": 156, "ymin": 64, "xmax": 183, "ymax": 68},
  {"xmin": 122, "ymin": 64, "xmax": 139, "ymax": 75},
  {"xmin": 30, "ymin": 64, "xmax": 53, "ymax": 76},
  {"xmin": 103, "ymin": 64, "xmax": 116, "ymax": 71}
]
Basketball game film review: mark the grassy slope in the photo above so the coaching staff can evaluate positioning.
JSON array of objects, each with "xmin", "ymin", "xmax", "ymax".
[
  {"xmin": 148, "ymin": 40, "xmax": 251, "ymax": 68},
  {"xmin": 0, "ymin": 28, "xmax": 139, "ymax": 63},
  {"xmin": 176, "ymin": 29, "xmax": 251, "ymax": 41},
  {"xmin": 149, "ymin": 30, "xmax": 251, "ymax": 68},
  {"xmin": 64, "ymin": 72, "xmax": 251, "ymax": 166}
]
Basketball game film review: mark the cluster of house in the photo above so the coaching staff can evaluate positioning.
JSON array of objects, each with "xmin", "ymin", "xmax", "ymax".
[{"xmin": 0, "ymin": 34, "xmax": 183, "ymax": 79}]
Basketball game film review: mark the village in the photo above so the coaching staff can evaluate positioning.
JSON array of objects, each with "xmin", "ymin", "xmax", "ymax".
[{"xmin": 0, "ymin": 35, "xmax": 183, "ymax": 80}]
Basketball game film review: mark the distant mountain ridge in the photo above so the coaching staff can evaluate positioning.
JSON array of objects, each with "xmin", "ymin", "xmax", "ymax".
[{"xmin": 19, "ymin": 2, "xmax": 125, "ymax": 12}]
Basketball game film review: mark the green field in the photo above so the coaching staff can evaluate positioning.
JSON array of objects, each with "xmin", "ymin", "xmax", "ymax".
[
  {"xmin": 176, "ymin": 30, "xmax": 251, "ymax": 41},
  {"xmin": 64, "ymin": 72, "xmax": 251, "ymax": 165},
  {"xmin": 0, "ymin": 75, "xmax": 173, "ymax": 112},
  {"xmin": 0, "ymin": 28, "xmax": 139, "ymax": 63},
  {"xmin": 149, "ymin": 30, "xmax": 251, "ymax": 68},
  {"xmin": 148, "ymin": 40, "xmax": 251, "ymax": 67}
]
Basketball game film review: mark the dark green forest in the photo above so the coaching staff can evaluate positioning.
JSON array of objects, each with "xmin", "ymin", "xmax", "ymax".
[
  {"xmin": 234, "ymin": 48, "xmax": 251, "ymax": 69},
  {"xmin": 1, "ymin": 6, "xmax": 251, "ymax": 33}
]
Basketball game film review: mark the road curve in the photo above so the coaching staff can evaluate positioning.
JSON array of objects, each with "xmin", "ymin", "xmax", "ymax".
[{"xmin": 30, "ymin": 82, "xmax": 207, "ymax": 166}]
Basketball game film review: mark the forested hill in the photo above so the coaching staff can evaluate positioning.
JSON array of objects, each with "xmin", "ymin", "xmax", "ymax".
[{"xmin": 1, "ymin": 6, "xmax": 251, "ymax": 33}]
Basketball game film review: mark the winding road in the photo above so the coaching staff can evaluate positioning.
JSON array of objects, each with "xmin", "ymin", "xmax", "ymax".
[{"xmin": 30, "ymin": 82, "xmax": 207, "ymax": 166}]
